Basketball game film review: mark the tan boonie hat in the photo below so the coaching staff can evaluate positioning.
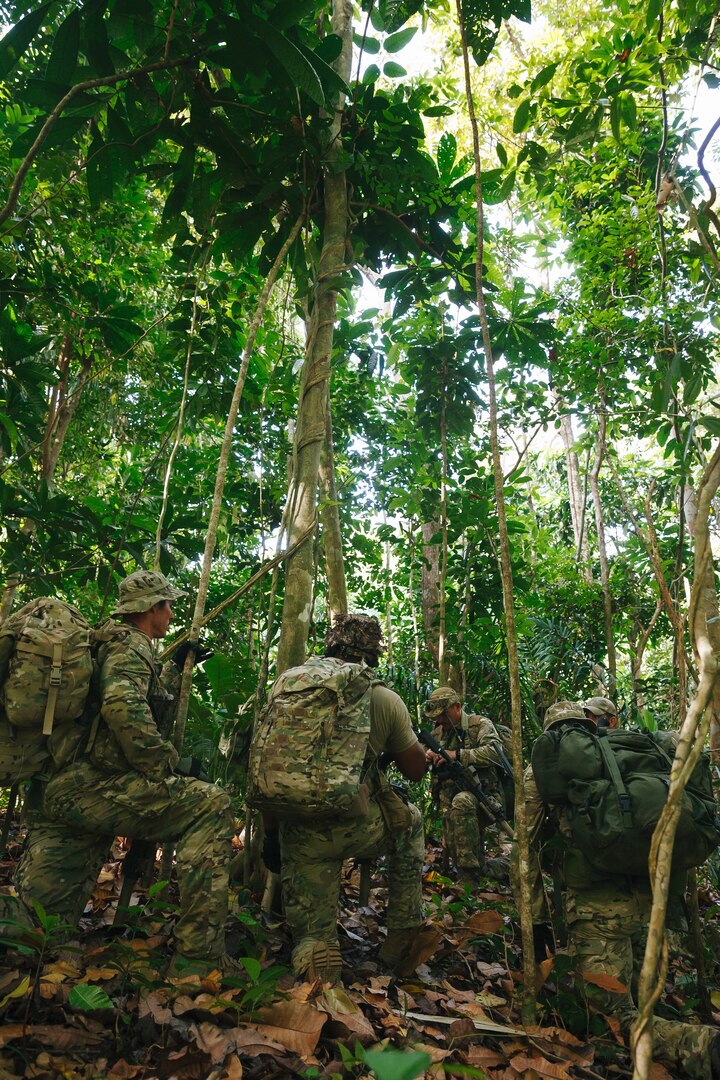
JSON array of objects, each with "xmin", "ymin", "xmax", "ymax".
[
  {"xmin": 111, "ymin": 571, "xmax": 186, "ymax": 616},
  {"xmin": 542, "ymin": 700, "xmax": 588, "ymax": 731},
  {"xmin": 424, "ymin": 686, "xmax": 462, "ymax": 718},
  {"xmin": 583, "ymin": 696, "xmax": 616, "ymax": 718}
]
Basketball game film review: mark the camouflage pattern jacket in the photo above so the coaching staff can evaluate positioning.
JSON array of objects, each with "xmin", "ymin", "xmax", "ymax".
[
  {"xmin": 87, "ymin": 623, "xmax": 180, "ymax": 780},
  {"xmin": 431, "ymin": 711, "xmax": 504, "ymax": 801}
]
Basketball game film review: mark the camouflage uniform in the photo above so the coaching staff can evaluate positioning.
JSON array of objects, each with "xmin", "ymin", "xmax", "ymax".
[
  {"xmin": 516, "ymin": 701, "xmax": 717, "ymax": 1080},
  {"xmin": 425, "ymin": 688, "xmax": 505, "ymax": 880},
  {"xmin": 15, "ymin": 572, "xmax": 234, "ymax": 965},
  {"xmin": 279, "ymin": 677, "xmax": 425, "ymax": 979}
]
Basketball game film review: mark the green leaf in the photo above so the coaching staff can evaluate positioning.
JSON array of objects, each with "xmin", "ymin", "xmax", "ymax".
[
  {"xmin": 496, "ymin": 141, "xmax": 507, "ymax": 166},
  {"xmin": 610, "ymin": 95, "xmax": 621, "ymax": 142},
  {"xmin": 437, "ymin": 131, "xmax": 457, "ymax": 175},
  {"xmin": 379, "ymin": 0, "xmax": 423, "ymax": 34},
  {"xmin": 384, "ymin": 27, "xmax": 417, "ymax": 52},
  {"xmin": 69, "ymin": 984, "xmax": 114, "ymax": 1011},
  {"xmin": 363, "ymin": 1048, "xmax": 432, "ymax": 1080},
  {"xmin": 531, "ymin": 62, "xmax": 558, "ymax": 92},
  {"xmin": 698, "ymin": 416, "xmax": 720, "ymax": 437},
  {"xmin": 423, "ymin": 104, "xmax": 453, "ymax": 116},
  {"xmin": 354, "ymin": 32, "xmax": 381, "ymax": 53},
  {"xmin": 383, "ymin": 61, "xmax": 407, "ymax": 78},
  {"xmin": 620, "ymin": 91, "xmax": 636, "ymax": 129},
  {"xmin": 46, "ymin": 7, "xmax": 79, "ymax": 84},
  {"xmin": 0, "ymin": 1, "xmax": 53, "ymax": 81},
  {"xmin": 248, "ymin": 16, "xmax": 325, "ymax": 107},
  {"xmin": 315, "ymin": 34, "xmax": 343, "ymax": 63},
  {"xmin": 704, "ymin": 72, "xmax": 720, "ymax": 89},
  {"xmin": 512, "ymin": 97, "xmax": 532, "ymax": 134},
  {"xmin": 162, "ymin": 143, "xmax": 195, "ymax": 223},
  {"xmin": 362, "ymin": 63, "xmax": 381, "ymax": 84},
  {"xmin": 240, "ymin": 956, "xmax": 261, "ymax": 981},
  {"xmin": 645, "ymin": 0, "xmax": 662, "ymax": 30}
]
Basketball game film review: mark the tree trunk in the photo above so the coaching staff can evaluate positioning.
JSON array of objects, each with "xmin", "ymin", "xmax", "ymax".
[
  {"xmin": 456, "ymin": 0, "xmax": 536, "ymax": 1013},
  {"xmin": 438, "ymin": 354, "xmax": 449, "ymax": 684},
  {"xmin": 556, "ymin": 402, "xmax": 592, "ymax": 580},
  {"xmin": 42, "ymin": 337, "xmax": 92, "ymax": 483},
  {"xmin": 589, "ymin": 404, "xmax": 617, "ymax": 690},
  {"xmin": 631, "ymin": 444, "xmax": 720, "ymax": 1079},
  {"xmin": 318, "ymin": 397, "xmax": 347, "ymax": 622},
  {"xmin": 683, "ymin": 483, "xmax": 720, "ymax": 760},
  {"xmin": 276, "ymin": 0, "xmax": 352, "ymax": 675},
  {"xmin": 421, "ymin": 520, "xmax": 441, "ymax": 668},
  {"xmin": 407, "ymin": 522, "xmax": 422, "ymax": 724}
]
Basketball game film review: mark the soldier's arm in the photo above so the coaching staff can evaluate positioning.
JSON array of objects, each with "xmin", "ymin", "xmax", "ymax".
[
  {"xmin": 458, "ymin": 716, "xmax": 504, "ymax": 769},
  {"xmin": 100, "ymin": 644, "xmax": 179, "ymax": 778},
  {"xmin": 372, "ymin": 685, "xmax": 428, "ymax": 781}
]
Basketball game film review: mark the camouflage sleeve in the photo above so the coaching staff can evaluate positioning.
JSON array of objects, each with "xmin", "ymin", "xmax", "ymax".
[
  {"xmin": 459, "ymin": 715, "xmax": 503, "ymax": 769},
  {"xmin": 99, "ymin": 642, "xmax": 179, "ymax": 778},
  {"xmin": 511, "ymin": 765, "xmax": 549, "ymax": 921}
]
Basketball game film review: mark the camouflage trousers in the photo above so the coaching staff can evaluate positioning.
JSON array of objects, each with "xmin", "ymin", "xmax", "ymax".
[
  {"xmin": 438, "ymin": 788, "xmax": 485, "ymax": 875},
  {"xmin": 15, "ymin": 761, "xmax": 234, "ymax": 962},
  {"xmin": 280, "ymin": 796, "xmax": 424, "ymax": 975},
  {"xmin": 566, "ymin": 886, "xmax": 716, "ymax": 1080}
]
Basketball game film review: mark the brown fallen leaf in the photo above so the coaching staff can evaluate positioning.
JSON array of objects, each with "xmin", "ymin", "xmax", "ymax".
[
  {"xmin": 465, "ymin": 1045, "xmax": 506, "ymax": 1068},
  {"xmin": 510, "ymin": 1053, "xmax": 572, "ymax": 1078},
  {"xmin": 580, "ymin": 970, "xmax": 628, "ymax": 994},
  {"xmin": 191, "ymin": 1021, "xmax": 241, "ymax": 1066},
  {"xmin": 106, "ymin": 1060, "xmax": 145, "ymax": 1079},
  {"xmin": 139, "ymin": 990, "xmax": 173, "ymax": 1025},
  {"xmin": 320, "ymin": 987, "xmax": 375, "ymax": 1040},
  {"xmin": 465, "ymin": 909, "xmax": 505, "ymax": 934},
  {"xmin": 649, "ymin": 1064, "xmax": 675, "ymax": 1080},
  {"xmin": 0, "ymin": 1023, "xmax": 105, "ymax": 1051},
  {"xmin": 394, "ymin": 923, "xmax": 444, "ymax": 976},
  {"xmin": 535, "ymin": 957, "xmax": 555, "ymax": 993},
  {"xmin": 84, "ymin": 966, "xmax": 119, "ymax": 981},
  {"xmin": 221, "ymin": 1056, "xmax": 243, "ymax": 1080},
  {"xmin": 253, "ymin": 999, "xmax": 327, "ymax": 1057}
]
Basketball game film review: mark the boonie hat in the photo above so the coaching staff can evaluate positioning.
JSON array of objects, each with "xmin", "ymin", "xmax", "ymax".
[
  {"xmin": 111, "ymin": 571, "xmax": 187, "ymax": 616},
  {"xmin": 324, "ymin": 613, "xmax": 385, "ymax": 655},
  {"xmin": 583, "ymin": 696, "xmax": 617, "ymax": 718},
  {"xmin": 424, "ymin": 686, "xmax": 462, "ymax": 718},
  {"xmin": 542, "ymin": 700, "xmax": 588, "ymax": 731}
]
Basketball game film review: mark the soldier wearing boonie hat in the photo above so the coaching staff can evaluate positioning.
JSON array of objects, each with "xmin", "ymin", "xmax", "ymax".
[
  {"xmin": 110, "ymin": 570, "xmax": 186, "ymax": 616},
  {"xmin": 542, "ymin": 700, "xmax": 591, "ymax": 731},
  {"xmin": 16, "ymin": 570, "xmax": 236, "ymax": 978},
  {"xmin": 423, "ymin": 685, "xmax": 507, "ymax": 887},
  {"xmin": 582, "ymin": 696, "xmax": 618, "ymax": 730}
]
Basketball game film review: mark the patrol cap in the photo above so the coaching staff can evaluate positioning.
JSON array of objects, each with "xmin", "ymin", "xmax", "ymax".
[
  {"xmin": 583, "ymin": 696, "xmax": 617, "ymax": 718},
  {"xmin": 424, "ymin": 686, "xmax": 462, "ymax": 718},
  {"xmin": 324, "ymin": 613, "xmax": 385, "ymax": 656},
  {"xmin": 542, "ymin": 700, "xmax": 588, "ymax": 731},
  {"xmin": 111, "ymin": 571, "xmax": 187, "ymax": 616}
]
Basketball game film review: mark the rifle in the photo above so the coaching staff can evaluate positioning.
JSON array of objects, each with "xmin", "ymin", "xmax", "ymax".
[{"xmin": 418, "ymin": 729, "xmax": 514, "ymax": 840}]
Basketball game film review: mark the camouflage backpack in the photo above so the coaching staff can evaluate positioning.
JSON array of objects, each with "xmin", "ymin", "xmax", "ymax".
[
  {"xmin": 247, "ymin": 656, "xmax": 376, "ymax": 821},
  {"xmin": 531, "ymin": 722, "xmax": 720, "ymax": 876},
  {"xmin": 0, "ymin": 598, "xmax": 94, "ymax": 783}
]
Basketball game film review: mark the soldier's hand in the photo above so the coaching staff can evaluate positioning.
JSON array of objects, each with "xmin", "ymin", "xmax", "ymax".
[
  {"xmin": 532, "ymin": 923, "xmax": 555, "ymax": 959},
  {"xmin": 262, "ymin": 831, "xmax": 282, "ymax": 875},
  {"xmin": 172, "ymin": 638, "xmax": 214, "ymax": 670}
]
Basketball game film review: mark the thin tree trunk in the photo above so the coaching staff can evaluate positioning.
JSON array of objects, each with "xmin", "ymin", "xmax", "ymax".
[
  {"xmin": 382, "ymin": 511, "xmax": 393, "ymax": 668},
  {"xmin": 684, "ymin": 482, "xmax": 720, "ymax": 761},
  {"xmin": 631, "ymin": 444, "xmax": 720, "ymax": 1079},
  {"xmin": 318, "ymin": 398, "xmax": 347, "ymax": 621},
  {"xmin": 276, "ymin": 0, "xmax": 352, "ymax": 674},
  {"xmin": 0, "ymin": 575, "xmax": 19, "ymax": 622},
  {"xmin": 556, "ymin": 403, "xmax": 592, "ymax": 580},
  {"xmin": 589, "ymin": 403, "xmax": 617, "ymax": 691},
  {"xmin": 408, "ymin": 523, "xmax": 422, "ymax": 725},
  {"xmin": 629, "ymin": 599, "xmax": 663, "ymax": 710},
  {"xmin": 421, "ymin": 519, "xmax": 441, "ymax": 668},
  {"xmin": 438, "ymin": 355, "xmax": 449, "ymax": 684},
  {"xmin": 42, "ymin": 338, "xmax": 92, "ymax": 483},
  {"xmin": 456, "ymin": 0, "xmax": 536, "ymax": 1013}
]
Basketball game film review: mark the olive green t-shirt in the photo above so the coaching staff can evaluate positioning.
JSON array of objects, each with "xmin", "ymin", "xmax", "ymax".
[{"xmin": 367, "ymin": 683, "xmax": 417, "ymax": 757}]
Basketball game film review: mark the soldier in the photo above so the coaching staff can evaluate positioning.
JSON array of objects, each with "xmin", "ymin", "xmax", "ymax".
[
  {"xmin": 516, "ymin": 700, "xmax": 719, "ymax": 1079},
  {"xmin": 14, "ymin": 571, "xmax": 235, "ymax": 975},
  {"xmin": 423, "ymin": 687, "xmax": 508, "ymax": 886},
  {"xmin": 583, "ymin": 695, "xmax": 619, "ymax": 729},
  {"xmin": 271, "ymin": 614, "xmax": 430, "ymax": 984}
]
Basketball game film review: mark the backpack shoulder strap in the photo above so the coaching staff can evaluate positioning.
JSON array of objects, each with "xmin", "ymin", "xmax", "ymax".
[{"xmin": 597, "ymin": 734, "xmax": 633, "ymax": 829}]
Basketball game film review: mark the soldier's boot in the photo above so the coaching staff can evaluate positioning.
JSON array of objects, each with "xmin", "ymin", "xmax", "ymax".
[
  {"xmin": 304, "ymin": 941, "xmax": 342, "ymax": 985},
  {"xmin": 379, "ymin": 923, "xmax": 440, "ymax": 977}
]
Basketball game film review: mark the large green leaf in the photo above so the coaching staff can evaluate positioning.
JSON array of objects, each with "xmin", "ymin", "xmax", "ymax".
[
  {"xmin": 68, "ymin": 984, "xmax": 114, "ymax": 1011},
  {"xmin": 46, "ymin": 6, "xmax": 80, "ymax": 84},
  {"xmin": 246, "ymin": 15, "xmax": 324, "ymax": 107},
  {"xmin": 378, "ymin": 0, "xmax": 423, "ymax": 34},
  {"xmin": 0, "ymin": 1, "xmax": 53, "ymax": 81}
]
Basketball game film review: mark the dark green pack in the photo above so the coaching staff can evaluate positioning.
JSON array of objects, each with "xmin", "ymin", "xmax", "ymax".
[{"xmin": 531, "ymin": 723, "xmax": 720, "ymax": 876}]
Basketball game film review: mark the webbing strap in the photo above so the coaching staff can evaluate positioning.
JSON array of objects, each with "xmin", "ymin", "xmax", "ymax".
[
  {"xmin": 42, "ymin": 642, "xmax": 63, "ymax": 737},
  {"xmin": 597, "ymin": 735, "xmax": 633, "ymax": 829}
]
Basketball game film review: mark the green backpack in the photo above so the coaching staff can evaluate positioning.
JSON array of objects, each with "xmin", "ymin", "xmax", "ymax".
[
  {"xmin": 531, "ymin": 723, "xmax": 720, "ymax": 876},
  {"xmin": 246, "ymin": 656, "xmax": 376, "ymax": 821},
  {"xmin": 0, "ymin": 598, "xmax": 94, "ymax": 784}
]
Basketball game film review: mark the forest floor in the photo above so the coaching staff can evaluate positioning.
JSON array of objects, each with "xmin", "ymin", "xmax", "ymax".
[{"xmin": 0, "ymin": 828, "xmax": 717, "ymax": 1080}]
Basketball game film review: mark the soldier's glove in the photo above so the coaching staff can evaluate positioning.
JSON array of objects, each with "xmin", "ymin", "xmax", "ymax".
[
  {"xmin": 262, "ymin": 831, "xmax": 282, "ymax": 875},
  {"xmin": 172, "ymin": 639, "xmax": 214, "ymax": 670},
  {"xmin": 176, "ymin": 755, "xmax": 210, "ymax": 782},
  {"xmin": 532, "ymin": 922, "xmax": 555, "ymax": 959}
]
